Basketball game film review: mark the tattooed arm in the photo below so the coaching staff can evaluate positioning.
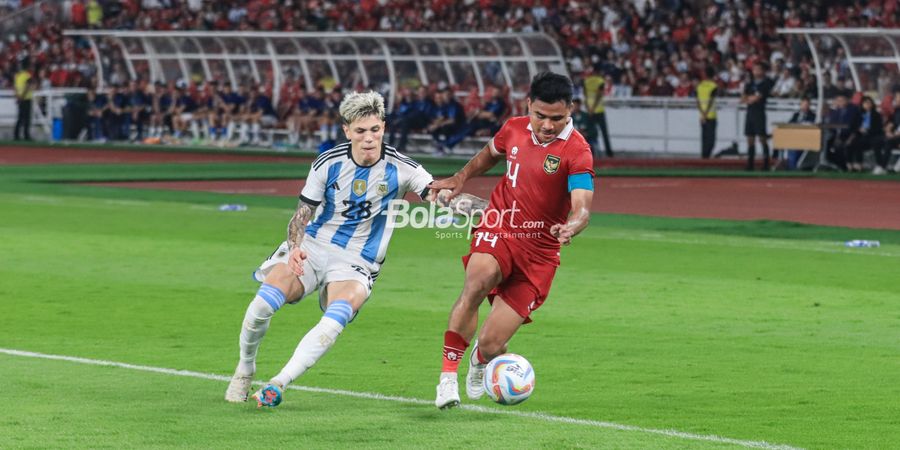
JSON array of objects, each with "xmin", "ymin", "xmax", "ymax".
[
  {"xmin": 435, "ymin": 189, "xmax": 489, "ymax": 215},
  {"xmin": 285, "ymin": 198, "xmax": 316, "ymax": 276}
]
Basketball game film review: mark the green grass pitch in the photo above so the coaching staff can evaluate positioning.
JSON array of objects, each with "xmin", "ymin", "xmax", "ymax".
[{"xmin": 1, "ymin": 172, "xmax": 899, "ymax": 449}]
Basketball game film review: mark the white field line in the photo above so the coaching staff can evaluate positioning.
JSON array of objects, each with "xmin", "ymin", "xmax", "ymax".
[{"xmin": 0, "ymin": 348, "xmax": 802, "ymax": 450}]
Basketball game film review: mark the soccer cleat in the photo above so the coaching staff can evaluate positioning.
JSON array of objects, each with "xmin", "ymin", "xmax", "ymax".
[
  {"xmin": 251, "ymin": 383, "xmax": 283, "ymax": 408},
  {"xmin": 465, "ymin": 346, "xmax": 486, "ymax": 400},
  {"xmin": 435, "ymin": 376, "xmax": 461, "ymax": 409},
  {"xmin": 224, "ymin": 374, "xmax": 253, "ymax": 403}
]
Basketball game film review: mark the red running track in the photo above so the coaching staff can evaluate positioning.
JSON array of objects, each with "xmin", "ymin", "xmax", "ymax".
[{"xmin": 87, "ymin": 177, "xmax": 900, "ymax": 230}]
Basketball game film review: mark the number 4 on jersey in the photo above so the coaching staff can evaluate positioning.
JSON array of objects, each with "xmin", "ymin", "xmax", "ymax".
[{"xmin": 506, "ymin": 160, "xmax": 520, "ymax": 188}]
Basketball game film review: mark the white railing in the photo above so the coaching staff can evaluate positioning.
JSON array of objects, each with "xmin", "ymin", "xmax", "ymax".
[
  {"xmin": 603, "ymin": 97, "xmax": 805, "ymax": 156},
  {"xmin": 0, "ymin": 88, "xmax": 88, "ymax": 139}
]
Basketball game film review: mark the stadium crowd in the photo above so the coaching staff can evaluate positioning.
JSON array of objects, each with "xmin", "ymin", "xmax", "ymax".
[
  {"xmin": 2, "ymin": 0, "xmax": 900, "ymax": 165},
  {"xmin": 4, "ymin": 1, "xmax": 895, "ymax": 97}
]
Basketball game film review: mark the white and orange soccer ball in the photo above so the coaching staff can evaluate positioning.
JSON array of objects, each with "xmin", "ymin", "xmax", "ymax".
[{"xmin": 483, "ymin": 353, "xmax": 535, "ymax": 405}]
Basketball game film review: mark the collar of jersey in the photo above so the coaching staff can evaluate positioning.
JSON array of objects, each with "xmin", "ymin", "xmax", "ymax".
[
  {"xmin": 347, "ymin": 143, "xmax": 386, "ymax": 168},
  {"xmin": 526, "ymin": 118, "xmax": 574, "ymax": 147}
]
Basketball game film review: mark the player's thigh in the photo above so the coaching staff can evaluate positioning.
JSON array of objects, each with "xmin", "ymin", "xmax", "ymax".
[
  {"xmin": 477, "ymin": 296, "xmax": 526, "ymax": 357},
  {"xmin": 462, "ymin": 252, "xmax": 504, "ymax": 298},
  {"xmin": 262, "ymin": 263, "xmax": 307, "ymax": 302}
]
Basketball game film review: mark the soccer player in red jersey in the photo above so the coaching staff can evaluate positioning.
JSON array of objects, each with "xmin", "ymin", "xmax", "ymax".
[{"xmin": 430, "ymin": 72, "xmax": 595, "ymax": 408}]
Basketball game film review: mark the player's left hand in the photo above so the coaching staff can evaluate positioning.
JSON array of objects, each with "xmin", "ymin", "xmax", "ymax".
[
  {"xmin": 288, "ymin": 248, "xmax": 307, "ymax": 276},
  {"xmin": 550, "ymin": 223, "xmax": 575, "ymax": 245}
]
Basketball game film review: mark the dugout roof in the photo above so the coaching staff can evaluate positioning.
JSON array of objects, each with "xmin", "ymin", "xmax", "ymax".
[{"xmin": 63, "ymin": 31, "xmax": 567, "ymax": 111}]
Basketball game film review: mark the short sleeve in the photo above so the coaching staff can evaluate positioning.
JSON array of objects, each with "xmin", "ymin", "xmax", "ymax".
[
  {"xmin": 567, "ymin": 144, "xmax": 595, "ymax": 192},
  {"xmin": 406, "ymin": 164, "xmax": 434, "ymax": 200},
  {"xmin": 489, "ymin": 119, "xmax": 513, "ymax": 156},
  {"xmin": 568, "ymin": 143, "xmax": 595, "ymax": 178},
  {"xmin": 299, "ymin": 162, "xmax": 326, "ymax": 205}
]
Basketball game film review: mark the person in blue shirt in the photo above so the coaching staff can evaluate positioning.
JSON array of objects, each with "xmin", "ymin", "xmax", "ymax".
[
  {"xmin": 128, "ymin": 80, "xmax": 151, "ymax": 141},
  {"xmin": 172, "ymin": 84, "xmax": 198, "ymax": 140},
  {"xmin": 150, "ymin": 82, "xmax": 174, "ymax": 138},
  {"xmin": 387, "ymin": 87, "xmax": 413, "ymax": 131},
  {"xmin": 296, "ymin": 88, "xmax": 326, "ymax": 148},
  {"xmin": 427, "ymin": 86, "xmax": 466, "ymax": 153},
  {"xmin": 391, "ymin": 85, "xmax": 434, "ymax": 153},
  {"xmin": 220, "ymin": 84, "xmax": 245, "ymax": 141},
  {"xmin": 440, "ymin": 89, "xmax": 506, "ymax": 152},
  {"xmin": 317, "ymin": 88, "xmax": 343, "ymax": 152},
  {"xmin": 244, "ymin": 86, "xmax": 278, "ymax": 145},
  {"xmin": 87, "ymin": 87, "xmax": 109, "ymax": 141},
  {"xmin": 109, "ymin": 85, "xmax": 131, "ymax": 140}
]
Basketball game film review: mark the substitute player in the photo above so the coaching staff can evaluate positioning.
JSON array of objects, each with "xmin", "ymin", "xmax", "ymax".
[
  {"xmin": 225, "ymin": 91, "xmax": 435, "ymax": 408},
  {"xmin": 431, "ymin": 72, "xmax": 594, "ymax": 409}
]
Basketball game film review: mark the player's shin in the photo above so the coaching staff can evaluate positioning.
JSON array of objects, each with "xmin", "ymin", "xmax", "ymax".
[
  {"xmin": 236, "ymin": 283, "xmax": 286, "ymax": 376},
  {"xmin": 270, "ymin": 300, "xmax": 353, "ymax": 387},
  {"xmin": 441, "ymin": 330, "xmax": 470, "ymax": 378}
]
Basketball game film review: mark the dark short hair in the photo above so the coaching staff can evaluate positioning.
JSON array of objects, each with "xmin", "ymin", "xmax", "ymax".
[{"xmin": 528, "ymin": 71, "xmax": 573, "ymax": 105}]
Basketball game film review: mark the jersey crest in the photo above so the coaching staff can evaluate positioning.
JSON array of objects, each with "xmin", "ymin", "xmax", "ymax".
[{"xmin": 543, "ymin": 154, "xmax": 561, "ymax": 174}]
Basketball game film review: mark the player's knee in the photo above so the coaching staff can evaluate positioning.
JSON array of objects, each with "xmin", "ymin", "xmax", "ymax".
[
  {"xmin": 461, "ymin": 270, "xmax": 501, "ymax": 302},
  {"xmin": 263, "ymin": 264, "xmax": 304, "ymax": 302},
  {"xmin": 478, "ymin": 337, "xmax": 507, "ymax": 360}
]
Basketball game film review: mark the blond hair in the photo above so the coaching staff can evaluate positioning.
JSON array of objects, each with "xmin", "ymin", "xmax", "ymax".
[{"xmin": 339, "ymin": 91, "xmax": 386, "ymax": 125}]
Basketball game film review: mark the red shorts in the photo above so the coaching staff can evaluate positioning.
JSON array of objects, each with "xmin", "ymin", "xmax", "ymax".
[{"xmin": 462, "ymin": 230, "xmax": 559, "ymax": 323}]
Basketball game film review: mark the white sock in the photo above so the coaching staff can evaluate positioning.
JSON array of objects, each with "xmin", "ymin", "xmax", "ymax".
[
  {"xmin": 236, "ymin": 284, "xmax": 285, "ymax": 377},
  {"xmin": 238, "ymin": 122, "xmax": 248, "ymax": 142},
  {"xmin": 270, "ymin": 300, "xmax": 353, "ymax": 387},
  {"xmin": 226, "ymin": 121, "xmax": 236, "ymax": 140},
  {"xmin": 251, "ymin": 123, "xmax": 261, "ymax": 141}
]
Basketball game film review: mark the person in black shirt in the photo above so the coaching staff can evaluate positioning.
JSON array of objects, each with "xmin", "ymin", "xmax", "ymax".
[
  {"xmin": 876, "ymin": 93, "xmax": 900, "ymax": 174},
  {"xmin": 825, "ymin": 92, "xmax": 861, "ymax": 171},
  {"xmin": 785, "ymin": 96, "xmax": 816, "ymax": 170},
  {"xmin": 847, "ymin": 96, "xmax": 883, "ymax": 172},
  {"xmin": 741, "ymin": 62, "xmax": 774, "ymax": 170}
]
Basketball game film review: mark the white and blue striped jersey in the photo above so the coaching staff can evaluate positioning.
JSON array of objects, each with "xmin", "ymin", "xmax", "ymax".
[{"xmin": 300, "ymin": 142, "xmax": 433, "ymax": 268}]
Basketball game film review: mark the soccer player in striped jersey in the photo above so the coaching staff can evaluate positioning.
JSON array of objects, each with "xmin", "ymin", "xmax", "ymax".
[{"xmin": 225, "ymin": 91, "xmax": 435, "ymax": 408}]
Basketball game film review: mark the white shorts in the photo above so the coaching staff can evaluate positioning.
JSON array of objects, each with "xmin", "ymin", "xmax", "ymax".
[
  {"xmin": 253, "ymin": 239, "xmax": 377, "ymax": 313},
  {"xmin": 180, "ymin": 113, "xmax": 194, "ymax": 121}
]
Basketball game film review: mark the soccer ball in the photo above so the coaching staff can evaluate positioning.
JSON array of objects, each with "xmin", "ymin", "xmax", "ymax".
[{"xmin": 483, "ymin": 353, "xmax": 535, "ymax": 405}]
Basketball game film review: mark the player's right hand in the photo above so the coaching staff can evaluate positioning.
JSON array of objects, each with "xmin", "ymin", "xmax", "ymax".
[
  {"xmin": 288, "ymin": 248, "xmax": 307, "ymax": 276},
  {"xmin": 428, "ymin": 174, "xmax": 465, "ymax": 201}
]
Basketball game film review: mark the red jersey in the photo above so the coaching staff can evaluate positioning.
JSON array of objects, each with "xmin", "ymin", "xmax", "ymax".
[{"xmin": 480, "ymin": 116, "xmax": 594, "ymax": 260}]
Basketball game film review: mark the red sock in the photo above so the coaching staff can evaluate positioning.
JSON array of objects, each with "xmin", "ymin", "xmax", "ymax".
[{"xmin": 441, "ymin": 330, "xmax": 469, "ymax": 373}]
